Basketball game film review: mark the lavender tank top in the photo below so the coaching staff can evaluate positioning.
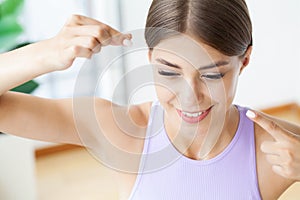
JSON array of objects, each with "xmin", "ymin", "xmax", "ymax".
[{"xmin": 128, "ymin": 101, "xmax": 262, "ymax": 200}]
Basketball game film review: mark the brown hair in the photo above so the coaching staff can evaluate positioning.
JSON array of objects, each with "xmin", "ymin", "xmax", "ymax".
[{"xmin": 145, "ymin": 0, "xmax": 252, "ymax": 56}]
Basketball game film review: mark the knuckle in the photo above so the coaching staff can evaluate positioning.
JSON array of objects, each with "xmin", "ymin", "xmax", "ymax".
[
  {"xmin": 97, "ymin": 27, "xmax": 109, "ymax": 38},
  {"xmin": 283, "ymin": 149, "xmax": 294, "ymax": 165},
  {"xmin": 287, "ymin": 149, "xmax": 294, "ymax": 159},
  {"xmin": 268, "ymin": 121, "xmax": 279, "ymax": 132},
  {"xmin": 93, "ymin": 45, "xmax": 102, "ymax": 53},
  {"xmin": 260, "ymin": 142, "xmax": 267, "ymax": 151},
  {"xmin": 95, "ymin": 27, "xmax": 112, "ymax": 45},
  {"xmin": 59, "ymin": 54, "xmax": 74, "ymax": 68},
  {"xmin": 102, "ymin": 37, "xmax": 112, "ymax": 46},
  {"xmin": 60, "ymin": 26, "xmax": 70, "ymax": 34},
  {"xmin": 66, "ymin": 14, "xmax": 81, "ymax": 26},
  {"xmin": 284, "ymin": 148, "xmax": 293, "ymax": 157},
  {"xmin": 70, "ymin": 45, "xmax": 81, "ymax": 55},
  {"xmin": 71, "ymin": 14, "xmax": 82, "ymax": 21},
  {"xmin": 88, "ymin": 52, "xmax": 93, "ymax": 59},
  {"xmin": 64, "ymin": 59, "xmax": 74, "ymax": 68},
  {"xmin": 87, "ymin": 37, "xmax": 98, "ymax": 47},
  {"xmin": 99, "ymin": 23, "xmax": 109, "ymax": 30}
]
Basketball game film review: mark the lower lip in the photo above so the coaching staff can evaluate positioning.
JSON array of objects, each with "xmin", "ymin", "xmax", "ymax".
[{"xmin": 176, "ymin": 107, "xmax": 212, "ymax": 124}]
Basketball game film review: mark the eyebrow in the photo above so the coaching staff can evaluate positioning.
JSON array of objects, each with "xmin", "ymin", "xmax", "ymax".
[{"xmin": 155, "ymin": 58, "xmax": 230, "ymax": 70}]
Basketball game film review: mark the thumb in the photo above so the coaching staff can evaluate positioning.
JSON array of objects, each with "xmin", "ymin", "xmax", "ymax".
[{"xmin": 109, "ymin": 30, "xmax": 133, "ymax": 47}]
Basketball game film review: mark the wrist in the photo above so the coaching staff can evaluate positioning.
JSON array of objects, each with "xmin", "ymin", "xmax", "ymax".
[{"xmin": 26, "ymin": 39, "xmax": 58, "ymax": 74}]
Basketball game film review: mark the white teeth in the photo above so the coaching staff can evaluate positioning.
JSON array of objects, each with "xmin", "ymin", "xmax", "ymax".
[{"xmin": 182, "ymin": 111, "xmax": 203, "ymax": 118}]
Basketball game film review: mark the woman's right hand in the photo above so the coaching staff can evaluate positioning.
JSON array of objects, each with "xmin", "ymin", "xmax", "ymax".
[
  {"xmin": 42, "ymin": 14, "xmax": 132, "ymax": 71},
  {"xmin": 0, "ymin": 15, "xmax": 131, "ymax": 95}
]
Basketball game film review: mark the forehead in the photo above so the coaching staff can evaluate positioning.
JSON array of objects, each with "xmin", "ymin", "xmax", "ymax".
[{"xmin": 152, "ymin": 34, "xmax": 231, "ymax": 67}]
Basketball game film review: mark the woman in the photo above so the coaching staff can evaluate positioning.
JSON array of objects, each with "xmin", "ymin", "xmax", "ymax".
[{"xmin": 0, "ymin": 0, "xmax": 300, "ymax": 199}]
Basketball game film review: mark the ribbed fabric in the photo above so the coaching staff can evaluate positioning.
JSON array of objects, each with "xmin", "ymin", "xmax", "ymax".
[{"xmin": 128, "ymin": 101, "xmax": 262, "ymax": 200}]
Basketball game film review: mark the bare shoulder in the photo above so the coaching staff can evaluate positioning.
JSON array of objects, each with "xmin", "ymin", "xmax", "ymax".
[
  {"xmin": 254, "ymin": 120, "xmax": 295, "ymax": 199},
  {"xmin": 90, "ymin": 99, "xmax": 152, "ymax": 153},
  {"xmin": 93, "ymin": 99, "xmax": 152, "ymax": 129},
  {"xmin": 128, "ymin": 101, "xmax": 152, "ymax": 127}
]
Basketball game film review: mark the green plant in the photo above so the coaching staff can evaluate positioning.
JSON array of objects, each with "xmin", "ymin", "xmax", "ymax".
[
  {"xmin": 0, "ymin": 0, "xmax": 39, "ymax": 94},
  {"xmin": 0, "ymin": 0, "xmax": 24, "ymax": 52}
]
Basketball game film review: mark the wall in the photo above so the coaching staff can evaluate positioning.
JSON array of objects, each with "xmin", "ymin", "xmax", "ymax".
[
  {"xmin": 235, "ymin": 0, "xmax": 300, "ymax": 109},
  {"xmin": 113, "ymin": 0, "xmax": 155, "ymax": 104}
]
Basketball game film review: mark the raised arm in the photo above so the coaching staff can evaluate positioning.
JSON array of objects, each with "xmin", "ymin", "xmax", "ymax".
[
  {"xmin": 0, "ymin": 14, "xmax": 132, "ymax": 95},
  {"xmin": 0, "ymin": 15, "xmax": 136, "ymax": 146},
  {"xmin": 0, "ymin": 92, "xmax": 82, "ymax": 144}
]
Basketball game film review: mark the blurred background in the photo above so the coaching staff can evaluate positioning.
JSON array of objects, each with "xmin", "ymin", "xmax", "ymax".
[{"xmin": 0, "ymin": 0, "xmax": 299, "ymax": 199}]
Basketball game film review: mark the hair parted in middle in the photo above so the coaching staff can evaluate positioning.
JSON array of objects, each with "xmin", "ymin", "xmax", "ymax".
[{"xmin": 145, "ymin": 0, "xmax": 252, "ymax": 56}]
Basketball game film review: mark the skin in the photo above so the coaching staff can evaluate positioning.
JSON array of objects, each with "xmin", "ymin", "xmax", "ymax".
[
  {"xmin": 150, "ymin": 35, "xmax": 244, "ymax": 159},
  {"xmin": 0, "ymin": 15, "xmax": 300, "ymax": 200}
]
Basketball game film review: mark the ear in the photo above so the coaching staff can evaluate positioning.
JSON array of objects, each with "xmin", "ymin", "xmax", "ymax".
[
  {"xmin": 148, "ymin": 50, "xmax": 153, "ymax": 61},
  {"xmin": 239, "ymin": 46, "xmax": 252, "ymax": 75}
]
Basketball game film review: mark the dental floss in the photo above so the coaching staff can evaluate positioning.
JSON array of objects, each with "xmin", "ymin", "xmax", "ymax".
[{"xmin": 123, "ymin": 39, "xmax": 133, "ymax": 47}]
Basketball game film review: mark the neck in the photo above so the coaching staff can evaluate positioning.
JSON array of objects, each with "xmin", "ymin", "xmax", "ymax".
[{"xmin": 164, "ymin": 105, "xmax": 239, "ymax": 160}]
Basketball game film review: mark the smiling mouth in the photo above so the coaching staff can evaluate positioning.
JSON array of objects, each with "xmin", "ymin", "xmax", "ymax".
[{"xmin": 176, "ymin": 106, "xmax": 212, "ymax": 124}]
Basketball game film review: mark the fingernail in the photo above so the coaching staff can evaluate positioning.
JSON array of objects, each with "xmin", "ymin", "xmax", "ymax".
[
  {"xmin": 123, "ymin": 39, "xmax": 133, "ymax": 47},
  {"xmin": 246, "ymin": 110, "xmax": 256, "ymax": 119}
]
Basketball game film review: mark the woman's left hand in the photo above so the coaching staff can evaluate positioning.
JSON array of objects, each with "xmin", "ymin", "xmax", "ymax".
[{"xmin": 247, "ymin": 110, "xmax": 300, "ymax": 180}]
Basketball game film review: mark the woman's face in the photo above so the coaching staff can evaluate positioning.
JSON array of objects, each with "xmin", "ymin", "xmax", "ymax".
[{"xmin": 149, "ymin": 34, "xmax": 249, "ymax": 138}]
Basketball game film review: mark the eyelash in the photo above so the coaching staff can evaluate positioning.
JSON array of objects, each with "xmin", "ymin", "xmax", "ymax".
[
  {"xmin": 158, "ymin": 70, "xmax": 224, "ymax": 80},
  {"xmin": 201, "ymin": 73, "xmax": 224, "ymax": 80},
  {"xmin": 158, "ymin": 70, "xmax": 181, "ymax": 77}
]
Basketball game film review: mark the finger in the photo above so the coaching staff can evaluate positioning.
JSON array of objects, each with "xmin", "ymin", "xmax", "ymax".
[
  {"xmin": 66, "ymin": 45, "xmax": 93, "ymax": 60},
  {"xmin": 64, "ymin": 15, "xmax": 132, "ymax": 46},
  {"xmin": 246, "ymin": 110, "xmax": 286, "ymax": 141},
  {"xmin": 63, "ymin": 25, "xmax": 111, "ymax": 46},
  {"xmin": 93, "ymin": 44, "xmax": 102, "ymax": 54},
  {"xmin": 261, "ymin": 141, "xmax": 281, "ymax": 155},
  {"xmin": 122, "ymin": 38, "xmax": 133, "ymax": 47},
  {"xmin": 271, "ymin": 165, "xmax": 295, "ymax": 179},
  {"xmin": 64, "ymin": 24, "xmax": 132, "ymax": 47},
  {"xmin": 65, "ymin": 14, "xmax": 104, "ymax": 26},
  {"xmin": 265, "ymin": 154, "xmax": 282, "ymax": 166},
  {"xmin": 266, "ymin": 156, "xmax": 295, "ymax": 179},
  {"xmin": 68, "ymin": 36, "xmax": 101, "ymax": 53},
  {"xmin": 272, "ymin": 165, "xmax": 285, "ymax": 176},
  {"xmin": 107, "ymin": 26, "xmax": 132, "ymax": 46}
]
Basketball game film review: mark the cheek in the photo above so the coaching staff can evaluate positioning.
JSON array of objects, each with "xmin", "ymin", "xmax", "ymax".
[
  {"xmin": 205, "ymin": 82, "xmax": 226, "ymax": 103},
  {"xmin": 222, "ymin": 71, "xmax": 240, "ymax": 104},
  {"xmin": 154, "ymin": 84, "xmax": 176, "ymax": 103},
  {"xmin": 153, "ymin": 73, "xmax": 180, "ymax": 103},
  {"xmin": 206, "ymin": 72, "xmax": 239, "ymax": 104}
]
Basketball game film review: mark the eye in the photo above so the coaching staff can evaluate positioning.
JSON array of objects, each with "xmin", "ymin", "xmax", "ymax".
[
  {"xmin": 201, "ymin": 73, "xmax": 224, "ymax": 80},
  {"xmin": 158, "ymin": 69, "xmax": 181, "ymax": 77}
]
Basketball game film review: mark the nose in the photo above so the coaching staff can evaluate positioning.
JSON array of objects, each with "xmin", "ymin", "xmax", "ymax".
[{"xmin": 179, "ymin": 77, "xmax": 205, "ymax": 107}]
